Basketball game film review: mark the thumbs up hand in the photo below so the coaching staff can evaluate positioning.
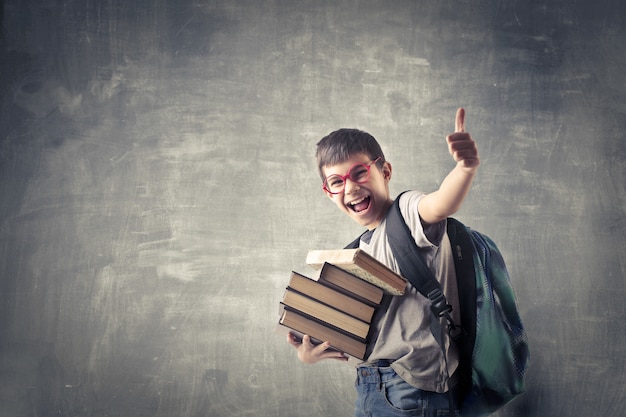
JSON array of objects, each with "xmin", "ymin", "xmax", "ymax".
[{"xmin": 447, "ymin": 108, "xmax": 479, "ymax": 173}]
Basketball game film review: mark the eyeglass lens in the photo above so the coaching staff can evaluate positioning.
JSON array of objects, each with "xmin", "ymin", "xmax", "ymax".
[{"xmin": 324, "ymin": 163, "xmax": 371, "ymax": 193}]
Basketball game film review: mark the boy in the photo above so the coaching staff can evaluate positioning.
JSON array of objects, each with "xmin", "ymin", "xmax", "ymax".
[{"xmin": 286, "ymin": 108, "xmax": 479, "ymax": 416}]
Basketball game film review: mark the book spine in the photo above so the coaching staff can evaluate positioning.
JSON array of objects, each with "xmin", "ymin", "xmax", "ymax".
[
  {"xmin": 287, "ymin": 273, "xmax": 377, "ymax": 322},
  {"xmin": 282, "ymin": 290, "xmax": 370, "ymax": 339},
  {"xmin": 280, "ymin": 303, "xmax": 368, "ymax": 343},
  {"xmin": 287, "ymin": 287, "xmax": 374, "ymax": 323},
  {"xmin": 316, "ymin": 279, "xmax": 381, "ymax": 307}
]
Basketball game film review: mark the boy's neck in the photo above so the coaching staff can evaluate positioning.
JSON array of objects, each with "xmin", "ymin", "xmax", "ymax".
[{"xmin": 365, "ymin": 197, "xmax": 393, "ymax": 230}]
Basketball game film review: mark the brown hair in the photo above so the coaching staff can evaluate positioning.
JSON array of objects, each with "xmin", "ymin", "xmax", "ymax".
[{"xmin": 315, "ymin": 128, "xmax": 385, "ymax": 181}]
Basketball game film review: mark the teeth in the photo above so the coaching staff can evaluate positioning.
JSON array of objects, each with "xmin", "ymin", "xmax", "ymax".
[{"xmin": 349, "ymin": 196, "xmax": 367, "ymax": 206}]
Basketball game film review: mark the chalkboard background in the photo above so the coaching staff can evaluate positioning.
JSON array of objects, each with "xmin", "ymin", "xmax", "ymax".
[{"xmin": 1, "ymin": 1, "xmax": 624, "ymax": 416}]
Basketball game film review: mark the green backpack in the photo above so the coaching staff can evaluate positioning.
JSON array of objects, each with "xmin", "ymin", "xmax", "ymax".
[{"xmin": 354, "ymin": 192, "xmax": 530, "ymax": 416}]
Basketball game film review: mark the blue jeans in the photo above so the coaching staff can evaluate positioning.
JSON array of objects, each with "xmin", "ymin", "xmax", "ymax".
[{"xmin": 354, "ymin": 364, "xmax": 458, "ymax": 417}]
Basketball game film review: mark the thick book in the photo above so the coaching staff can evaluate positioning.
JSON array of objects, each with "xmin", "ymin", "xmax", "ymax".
[
  {"xmin": 281, "ymin": 288, "xmax": 370, "ymax": 339},
  {"xmin": 306, "ymin": 249, "xmax": 407, "ymax": 296},
  {"xmin": 313, "ymin": 263, "xmax": 384, "ymax": 307},
  {"xmin": 276, "ymin": 306, "xmax": 367, "ymax": 360},
  {"xmin": 287, "ymin": 271, "xmax": 377, "ymax": 323}
]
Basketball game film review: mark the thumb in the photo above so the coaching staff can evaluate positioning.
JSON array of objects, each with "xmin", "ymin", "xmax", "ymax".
[{"xmin": 455, "ymin": 108, "xmax": 465, "ymax": 133}]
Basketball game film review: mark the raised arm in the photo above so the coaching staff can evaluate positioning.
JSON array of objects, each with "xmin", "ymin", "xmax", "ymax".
[{"xmin": 418, "ymin": 108, "xmax": 480, "ymax": 225}]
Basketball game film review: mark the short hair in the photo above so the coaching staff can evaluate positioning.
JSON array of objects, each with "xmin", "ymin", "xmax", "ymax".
[{"xmin": 315, "ymin": 128, "xmax": 386, "ymax": 181}]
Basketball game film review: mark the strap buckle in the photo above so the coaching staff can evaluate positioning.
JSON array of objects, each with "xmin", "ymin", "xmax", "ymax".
[
  {"xmin": 427, "ymin": 288, "xmax": 453, "ymax": 317},
  {"xmin": 427, "ymin": 288, "xmax": 465, "ymax": 341}
]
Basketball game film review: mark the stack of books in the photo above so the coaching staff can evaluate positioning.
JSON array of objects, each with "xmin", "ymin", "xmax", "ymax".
[{"xmin": 276, "ymin": 248, "xmax": 407, "ymax": 360}]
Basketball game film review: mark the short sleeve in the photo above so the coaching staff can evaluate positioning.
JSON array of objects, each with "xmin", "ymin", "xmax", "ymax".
[{"xmin": 397, "ymin": 191, "xmax": 446, "ymax": 247}]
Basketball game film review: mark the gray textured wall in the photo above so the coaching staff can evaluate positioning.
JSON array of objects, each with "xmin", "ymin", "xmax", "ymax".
[{"xmin": 0, "ymin": 1, "xmax": 624, "ymax": 416}]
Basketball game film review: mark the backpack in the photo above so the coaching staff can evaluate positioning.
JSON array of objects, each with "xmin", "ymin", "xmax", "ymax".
[{"xmin": 348, "ymin": 192, "xmax": 529, "ymax": 416}]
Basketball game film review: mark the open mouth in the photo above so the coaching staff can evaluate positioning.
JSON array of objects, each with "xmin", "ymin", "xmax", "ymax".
[{"xmin": 348, "ymin": 196, "xmax": 371, "ymax": 213}]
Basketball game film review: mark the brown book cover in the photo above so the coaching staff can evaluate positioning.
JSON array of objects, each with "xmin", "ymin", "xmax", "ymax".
[
  {"xmin": 313, "ymin": 263, "xmax": 384, "ymax": 306},
  {"xmin": 281, "ymin": 288, "xmax": 370, "ymax": 339},
  {"xmin": 287, "ymin": 271, "xmax": 377, "ymax": 323},
  {"xmin": 306, "ymin": 249, "xmax": 407, "ymax": 295},
  {"xmin": 276, "ymin": 307, "xmax": 367, "ymax": 360}
]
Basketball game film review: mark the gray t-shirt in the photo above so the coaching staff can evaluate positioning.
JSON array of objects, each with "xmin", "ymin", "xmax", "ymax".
[{"xmin": 357, "ymin": 190, "xmax": 460, "ymax": 393}]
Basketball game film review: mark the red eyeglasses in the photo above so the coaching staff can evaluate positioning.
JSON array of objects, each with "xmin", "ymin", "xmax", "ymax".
[{"xmin": 322, "ymin": 157, "xmax": 382, "ymax": 194}]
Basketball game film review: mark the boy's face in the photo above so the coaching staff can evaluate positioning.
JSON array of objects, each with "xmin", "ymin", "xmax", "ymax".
[{"xmin": 321, "ymin": 153, "xmax": 393, "ymax": 230}]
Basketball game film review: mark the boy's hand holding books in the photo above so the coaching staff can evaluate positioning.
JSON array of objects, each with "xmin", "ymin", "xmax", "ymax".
[
  {"xmin": 286, "ymin": 333, "xmax": 349, "ymax": 364},
  {"xmin": 278, "ymin": 248, "xmax": 407, "ymax": 363}
]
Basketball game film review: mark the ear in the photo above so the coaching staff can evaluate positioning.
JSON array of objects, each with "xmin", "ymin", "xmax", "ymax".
[{"xmin": 382, "ymin": 161, "xmax": 392, "ymax": 181}]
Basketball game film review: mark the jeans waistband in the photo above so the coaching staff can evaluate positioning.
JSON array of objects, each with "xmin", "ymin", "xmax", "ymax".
[{"xmin": 356, "ymin": 360, "xmax": 396, "ymax": 385}]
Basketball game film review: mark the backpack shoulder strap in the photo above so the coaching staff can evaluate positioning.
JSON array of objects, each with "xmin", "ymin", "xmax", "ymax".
[
  {"xmin": 386, "ymin": 192, "xmax": 464, "ymax": 413},
  {"xmin": 446, "ymin": 218, "xmax": 477, "ymax": 341},
  {"xmin": 444, "ymin": 218, "xmax": 476, "ymax": 397},
  {"xmin": 385, "ymin": 193, "xmax": 453, "ymax": 319},
  {"xmin": 344, "ymin": 233, "xmax": 366, "ymax": 249}
]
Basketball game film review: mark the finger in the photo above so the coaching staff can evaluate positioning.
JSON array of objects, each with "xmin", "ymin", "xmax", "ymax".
[
  {"xmin": 314, "ymin": 343, "xmax": 348, "ymax": 361},
  {"xmin": 455, "ymin": 107, "xmax": 465, "ymax": 133},
  {"xmin": 454, "ymin": 149, "xmax": 479, "ymax": 162},
  {"xmin": 448, "ymin": 136, "xmax": 475, "ymax": 151},
  {"xmin": 286, "ymin": 332, "xmax": 302, "ymax": 347},
  {"xmin": 312, "ymin": 341, "xmax": 332, "ymax": 354},
  {"xmin": 447, "ymin": 132, "xmax": 472, "ymax": 144},
  {"xmin": 325, "ymin": 352, "xmax": 349, "ymax": 361},
  {"xmin": 449, "ymin": 139, "xmax": 477, "ymax": 156},
  {"xmin": 301, "ymin": 334, "xmax": 315, "ymax": 348}
]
